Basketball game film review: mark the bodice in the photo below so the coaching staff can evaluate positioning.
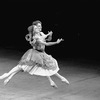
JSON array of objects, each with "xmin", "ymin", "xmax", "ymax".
[{"xmin": 31, "ymin": 40, "xmax": 45, "ymax": 52}]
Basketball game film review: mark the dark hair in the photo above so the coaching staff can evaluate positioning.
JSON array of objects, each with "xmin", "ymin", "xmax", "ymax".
[
  {"xmin": 32, "ymin": 20, "xmax": 42, "ymax": 26},
  {"xmin": 27, "ymin": 20, "xmax": 42, "ymax": 34},
  {"xmin": 28, "ymin": 25, "xmax": 33, "ymax": 33},
  {"xmin": 26, "ymin": 20, "xmax": 42, "ymax": 42}
]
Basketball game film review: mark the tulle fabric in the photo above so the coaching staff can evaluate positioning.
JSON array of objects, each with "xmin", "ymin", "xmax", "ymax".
[{"xmin": 18, "ymin": 49, "xmax": 59, "ymax": 76}]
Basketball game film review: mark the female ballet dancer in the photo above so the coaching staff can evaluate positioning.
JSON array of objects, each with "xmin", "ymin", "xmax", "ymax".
[{"xmin": 0, "ymin": 20, "xmax": 69, "ymax": 88}]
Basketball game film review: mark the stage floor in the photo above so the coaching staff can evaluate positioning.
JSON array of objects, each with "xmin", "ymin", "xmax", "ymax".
[{"xmin": 0, "ymin": 56, "xmax": 100, "ymax": 100}]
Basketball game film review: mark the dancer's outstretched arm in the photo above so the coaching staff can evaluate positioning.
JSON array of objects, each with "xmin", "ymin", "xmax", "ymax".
[
  {"xmin": 25, "ymin": 33, "xmax": 31, "ymax": 42},
  {"xmin": 40, "ymin": 31, "xmax": 53, "ymax": 38},
  {"xmin": 39, "ymin": 38, "xmax": 64, "ymax": 46}
]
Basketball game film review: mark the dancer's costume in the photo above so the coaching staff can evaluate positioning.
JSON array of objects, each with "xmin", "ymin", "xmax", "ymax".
[{"xmin": 18, "ymin": 40, "xmax": 60, "ymax": 76}]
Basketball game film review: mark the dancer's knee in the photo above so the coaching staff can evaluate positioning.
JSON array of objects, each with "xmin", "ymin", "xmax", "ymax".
[{"xmin": 15, "ymin": 65, "xmax": 22, "ymax": 70}]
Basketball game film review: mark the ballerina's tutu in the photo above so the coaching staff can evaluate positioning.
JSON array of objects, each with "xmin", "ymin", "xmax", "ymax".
[{"xmin": 18, "ymin": 49, "xmax": 60, "ymax": 76}]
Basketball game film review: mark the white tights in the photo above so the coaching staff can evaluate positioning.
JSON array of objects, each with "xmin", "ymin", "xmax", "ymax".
[
  {"xmin": 0, "ymin": 65, "xmax": 69, "ymax": 87},
  {"xmin": 0, "ymin": 65, "xmax": 21, "ymax": 85}
]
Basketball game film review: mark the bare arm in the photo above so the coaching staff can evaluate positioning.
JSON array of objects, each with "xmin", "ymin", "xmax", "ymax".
[
  {"xmin": 29, "ymin": 39, "xmax": 36, "ymax": 44},
  {"xmin": 46, "ymin": 31, "xmax": 53, "ymax": 37},
  {"xmin": 40, "ymin": 32, "xmax": 47, "ymax": 38},
  {"xmin": 38, "ymin": 38, "xmax": 64, "ymax": 46},
  {"xmin": 40, "ymin": 31, "xmax": 52, "ymax": 38},
  {"xmin": 43, "ymin": 41, "xmax": 58, "ymax": 46},
  {"xmin": 25, "ymin": 33, "xmax": 32, "ymax": 41}
]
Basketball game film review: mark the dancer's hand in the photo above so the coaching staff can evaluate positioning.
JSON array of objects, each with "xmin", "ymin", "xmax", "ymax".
[
  {"xmin": 56, "ymin": 38, "xmax": 64, "ymax": 44},
  {"xmin": 48, "ymin": 31, "xmax": 53, "ymax": 36}
]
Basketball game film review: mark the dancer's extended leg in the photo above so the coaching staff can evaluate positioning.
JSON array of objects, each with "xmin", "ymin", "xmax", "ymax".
[
  {"xmin": 47, "ymin": 76, "xmax": 58, "ymax": 88},
  {"xmin": 4, "ymin": 71, "xmax": 18, "ymax": 85},
  {"xmin": 0, "ymin": 65, "xmax": 21, "ymax": 80},
  {"xmin": 55, "ymin": 73, "xmax": 69, "ymax": 84}
]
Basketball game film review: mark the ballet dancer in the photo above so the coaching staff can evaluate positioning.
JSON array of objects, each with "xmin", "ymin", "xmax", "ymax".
[{"xmin": 0, "ymin": 20, "xmax": 69, "ymax": 88}]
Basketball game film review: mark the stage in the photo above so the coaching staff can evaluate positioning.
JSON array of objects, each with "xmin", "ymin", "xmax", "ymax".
[{"xmin": 0, "ymin": 52, "xmax": 100, "ymax": 100}]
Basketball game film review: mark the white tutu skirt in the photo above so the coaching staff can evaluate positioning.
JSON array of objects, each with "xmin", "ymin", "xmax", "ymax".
[{"xmin": 18, "ymin": 49, "xmax": 60, "ymax": 76}]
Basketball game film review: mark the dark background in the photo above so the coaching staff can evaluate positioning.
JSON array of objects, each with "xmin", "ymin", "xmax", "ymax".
[{"xmin": 0, "ymin": 1, "xmax": 100, "ymax": 64}]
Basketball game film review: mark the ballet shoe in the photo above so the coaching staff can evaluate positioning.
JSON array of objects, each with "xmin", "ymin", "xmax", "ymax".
[
  {"xmin": 4, "ymin": 79, "xmax": 10, "ymax": 85},
  {"xmin": 61, "ymin": 78, "xmax": 70, "ymax": 85},
  {"xmin": 51, "ymin": 83, "xmax": 58, "ymax": 88}
]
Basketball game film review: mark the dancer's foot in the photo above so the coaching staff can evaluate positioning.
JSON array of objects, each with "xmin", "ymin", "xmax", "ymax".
[
  {"xmin": 55, "ymin": 73, "xmax": 69, "ymax": 85},
  {"xmin": 51, "ymin": 82, "xmax": 58, "ymax": 88},
  {"xmin": 4, "ymin": 78, "xmax": 10, "ymax": 85},
  {"xmin": 61, "ymin": 78, "xmax": 69, "ymax": 85}
]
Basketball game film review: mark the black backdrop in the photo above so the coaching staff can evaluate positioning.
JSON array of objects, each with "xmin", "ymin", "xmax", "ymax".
[{"xmin": 0, "ymin": 1, "xmax": 100, "ymax": 61}]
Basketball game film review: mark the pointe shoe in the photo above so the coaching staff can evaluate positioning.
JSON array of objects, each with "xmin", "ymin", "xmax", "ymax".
[
  {"xmin": 4, "ymin": 79, "xmax": 10, "ymax": 85},
  {"xmin": 61, "ymin": 78, "xmax": 70, "ymax": 85},
  {"xmin": 51, "ymin": 83, "xmax": 58, "ymax": 88}
]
